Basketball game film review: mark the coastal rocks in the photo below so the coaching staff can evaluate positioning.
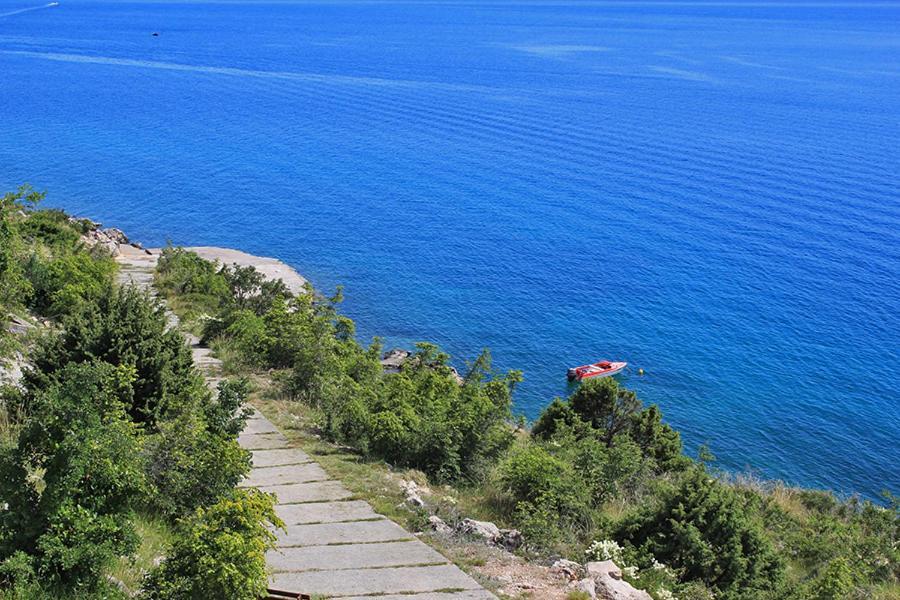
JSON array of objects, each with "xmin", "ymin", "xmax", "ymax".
[
  {"xmin": 103, "ymin": 227, "xmax": 129, "ymax": 244},
  {"xmin": 457, "ymin": 518, "xmax": 523, "ymax": 551},
  {"xmin": 550, "ymin": 558, "xmax": 583, "ymax": 580},
  {"xmin": 587, "ymin": 561, "xmax": 651, "ymax": 600},
  {"xmin": 380, "ymin": 348, "xmax": 411, "ymax": 373},
  {"xmin": 79, "ymin": 224, "xmax": 130, "ymax": 256}
]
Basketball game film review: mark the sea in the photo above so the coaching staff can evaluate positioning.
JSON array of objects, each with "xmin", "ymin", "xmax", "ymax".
[{"xmin": 1, "ymin": 0, "xmax": 898, "ymax": 500}]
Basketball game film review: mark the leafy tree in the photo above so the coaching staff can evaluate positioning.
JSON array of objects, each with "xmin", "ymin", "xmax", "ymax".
[
  {"xmin": 140, "ymin": 489, "xmax": 283, "ymax": 600},
  {"xmin": 221, "ymin": 263, "xmax": 291, "ymax": 315},
  {"xmin": 629, "ymin": 405, "xmax": 688, "ymax": 471},
  {"xmin": 531, "ymin": 397, "xmax": 579, "ymax": 440},
  {"xmin": 0, "ymin": 363, "xmax": 146, "ymax": 591},
  {"xmin": 205, "ymin": 378, "xmax": 253, "ymax": 437},
  {"xmin": 569, "ymin": 377, "xmax": 641, "ymax": 447}
]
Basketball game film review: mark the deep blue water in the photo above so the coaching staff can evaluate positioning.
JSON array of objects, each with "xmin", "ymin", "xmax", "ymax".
[{"xmin": 1, "ymin": 0, "xmax": 898, "ymax": 499}]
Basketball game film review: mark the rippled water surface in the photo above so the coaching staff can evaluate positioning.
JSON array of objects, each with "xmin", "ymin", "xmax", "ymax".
[{"xmin": 2, "ymin": 0, "xmax": 898, "ymax": 498}]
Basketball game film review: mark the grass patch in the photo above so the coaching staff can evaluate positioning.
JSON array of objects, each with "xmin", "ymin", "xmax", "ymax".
[{"xmin": 107, "ymin": 515, "xmax": 173, "ymax": 594}]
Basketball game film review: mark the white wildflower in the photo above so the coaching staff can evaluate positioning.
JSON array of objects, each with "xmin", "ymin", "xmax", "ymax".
[
  {"xmin": 585, "ymin": 539, "xmax": 624, "ymax": 562},
  {"xmin": 623, "ymin": 565, "xmax": 639, "ymax": 579},
  {"xmin": 656, "ymin": 589, "xmax": 677, "ymax": 600}
]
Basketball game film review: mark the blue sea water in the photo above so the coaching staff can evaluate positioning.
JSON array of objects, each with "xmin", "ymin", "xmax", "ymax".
[{"xmin": 1, "ymin": 0, "xmax": 898, "ymax": 499}]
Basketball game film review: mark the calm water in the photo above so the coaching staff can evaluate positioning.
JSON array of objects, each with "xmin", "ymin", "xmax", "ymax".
[{"xmin": 1, "ymin": 1, "xmax": 898, "ymax": 499}]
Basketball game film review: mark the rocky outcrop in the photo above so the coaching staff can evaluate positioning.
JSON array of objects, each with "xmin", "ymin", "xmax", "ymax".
[
  {"xmin": 550, "ymin": 558, "xmax": 583, "ymax": 581},
  {"xmin": 428, "ymin": 515, "xmax": 452, "ymax": 535},
  {"xmin": 380, "ymin": 348, "xmax": 411, "ymax": 373},
  {"xmin": 457, "ymin": 518, "xmax": 523, "ymax": 551},
  {"xmin": 76, "ymin": 218, "xmax": 150, "ymax": 257},
  {"xmin": 401, "ymin": 479, "xmax": 426, "ymax": 508},
  {"xmin": 586, "ymin": 560, "xmax": 651, "ymax": 600}
]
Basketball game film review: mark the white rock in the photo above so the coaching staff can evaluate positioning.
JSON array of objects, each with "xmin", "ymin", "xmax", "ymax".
[
  {"xmin": 551, "ymin": 558, "xmax": 583, "ymax": 580},
  {"xmin": 457, "ymin": 518, "xmax": 501, "ymax": 543},
  {"xmin": 586, "ymin": 560, "xmax": 622, "ymax": 580},
  {"xmin": 428, "ymin": 515, "xmax": 452, "ymax": 534},
  {"xmin": 401, "ymin": 479, "xmax": 426, "ymax": 508},
  {"xmin": 568, "ymin": 577, "xmax": 597, "ymax": 599},
  {"xmin": 587, "ymin": 560, "xmax": 651, "ymax": 600}
]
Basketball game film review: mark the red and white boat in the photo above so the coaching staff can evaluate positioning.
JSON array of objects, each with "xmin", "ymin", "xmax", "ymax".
[{"xmin": 567, "ymin": 360, "xmax": 627, "ymax": 381}]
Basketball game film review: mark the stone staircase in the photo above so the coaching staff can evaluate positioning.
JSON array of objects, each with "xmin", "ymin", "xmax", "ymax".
[{"xmin": 116, "ymin": 245, "xmax": 495, "ymax": 600}]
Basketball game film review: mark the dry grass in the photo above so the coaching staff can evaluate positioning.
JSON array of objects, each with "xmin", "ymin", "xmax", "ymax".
[{"xmin": 107, "ymin": 516, "xmax": 172, "ymax": 594}]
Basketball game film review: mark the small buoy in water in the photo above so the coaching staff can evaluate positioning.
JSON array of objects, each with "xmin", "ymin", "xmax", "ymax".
[
  {"xmin": 151, "ymin": 32, "xmax": 159, "ymax": 37},
  {"xmin": 638, "ymin": 368, "xmax": 645, "ymax": 376}
]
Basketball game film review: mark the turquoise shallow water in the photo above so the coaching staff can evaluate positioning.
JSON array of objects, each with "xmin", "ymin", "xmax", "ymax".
[{"xmin": 1, "ymin": 0, "xmax": 898, "ymax": 499}]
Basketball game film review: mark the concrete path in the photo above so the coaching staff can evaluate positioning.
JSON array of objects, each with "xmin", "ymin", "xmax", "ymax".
[{"xmin": 116, "ymin": 246, "xmax": 495, "ymax": 599}]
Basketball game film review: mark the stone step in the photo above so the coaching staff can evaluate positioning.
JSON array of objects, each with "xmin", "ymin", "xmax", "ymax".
[
  {"xmin": 274, "ymin": 500, "xmax": 380, "ymax": 525},
  {"xmin": 240, "ymin": 463, "xmax": 330, "ymax": 488},
  {"xmin": 267, "ymin": 540, "xmax": 447, "ymax": 572},
  {"xmin": 244, "ymin": 418, "xmax": 285, "ymax": 435},
  {"xmin": 251, "ymin": 448, "xmax": 313, "ymax": 468},
  {"xmin": 275, "ymin": 519, "xmax": 413, "ymax": 548},
  {"xmin": 260, "ymin": 480, "xmax": 353, "ymax": 504},
  {"xmin": 269, "ymin": 564, "xmax": 484, "ymax": 597},
  {"xmin": 239, "ymin": 432, "xmax": 292, "ymax": 450}
]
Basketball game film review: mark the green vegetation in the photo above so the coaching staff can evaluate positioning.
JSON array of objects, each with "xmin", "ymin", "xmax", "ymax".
[
  {"xmin": 140, "ymin": 488, "xmax": 282, "ymax": 600},
  {"xmin": 3, "ymin": 189, "xmax": 897, "ymax": 600},
  {"xmin": 0, "ymin": 190, "xmax": 274, "ymax": 598},
  {"xmin": 155, "ymin": 245, "xmax": 899, "ymax": 600}
]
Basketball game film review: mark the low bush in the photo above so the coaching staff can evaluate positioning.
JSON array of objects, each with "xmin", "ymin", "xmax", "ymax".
[{"xmin": 140, "ymin": 488, "xmax": 283, "ymax": 600}]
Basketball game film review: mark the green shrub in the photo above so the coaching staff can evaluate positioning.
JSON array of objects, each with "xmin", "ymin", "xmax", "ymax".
[
  {"xmin": 154, "ymin": 246, "xmax": 230, "ymax": 319},
  {"xmin": 25, "ymin": 248, "xmax": 116, "ymax": 319},
  {"xmin": 144, "ymin": 413, "xmax": 251, "ymax": 521},
  {"xmin": 496, "ymin": 443, "xmax": 592, "ymax": 545},
  {"xmin": 25, "ymin": 285, "xmax": 202, "ymax": 428},
  {"xmin": 0, "ymin": 363, "xmax": 146, "ymax": 592},
  {"xmin": 617, "ymin": 468, "xmax": 783, "ymax": 600},
  {"xmin": 18, "ymin": 209, "xmax": 82, "ymax": 250},
  {"xmin": 140, "ymin": 489, "xmax": 283, "ymax": 600}
]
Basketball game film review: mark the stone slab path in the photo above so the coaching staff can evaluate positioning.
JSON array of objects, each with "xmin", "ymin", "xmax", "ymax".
[{"xmin": 116, "ymin": 246, "xmax": 495, "ymax": 599}]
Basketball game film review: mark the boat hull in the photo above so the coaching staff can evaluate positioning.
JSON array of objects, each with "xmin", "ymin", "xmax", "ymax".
[{"xmin": 567, "ymin": 361, "xmax": 627, "ymax": 381}]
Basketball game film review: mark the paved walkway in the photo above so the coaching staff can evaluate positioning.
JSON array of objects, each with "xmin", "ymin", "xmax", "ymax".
[{"xmin": 117, "ymin": 246, "xmax": 495, "ymax": 599}]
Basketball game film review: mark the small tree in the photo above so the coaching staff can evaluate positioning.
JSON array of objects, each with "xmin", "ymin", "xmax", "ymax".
[
  {"xmin": 140, "ymin": 489, "xmax": 283, "ymax": 600},
  {"xmin": 617, "ymin": 468, "xmax": 783, "ymax": 599},
  {"xmin": 569, "ymin": 377, "xmax": 641, "ymax": 447}
]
